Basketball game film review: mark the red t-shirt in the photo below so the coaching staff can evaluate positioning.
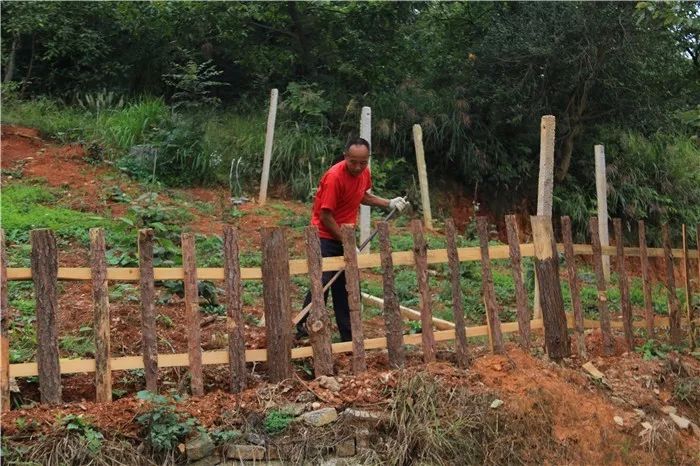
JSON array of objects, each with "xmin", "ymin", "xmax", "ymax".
[{"xmin": 311, "ymin": 161, "xmax": 372, "ymax": 240}]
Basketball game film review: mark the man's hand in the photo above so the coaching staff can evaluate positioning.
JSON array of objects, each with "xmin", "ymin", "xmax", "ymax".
[{"xmin": 389, "ymin": 197, "xmax": 409, "ymax": 212}]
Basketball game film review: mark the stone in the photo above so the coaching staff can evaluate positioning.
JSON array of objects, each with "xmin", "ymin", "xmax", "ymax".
[
  {"xmin": 633, "ymin": 409, "xmax": 645, "ymax": 418},
  {"xmin": 318, "ymin": 375, "xmax": 341, "ymax": 392},
  {"xmin": 244, "ymin": 432, "xmax": 266, "ymax": 446},
  {"xmin": 279, "ymin": 403, "xmax": 307, "ymax": 416},
  {"xmin": 296, "ymin": 391, "xmax": 317, "ymax": 403},
  {"xmin": 311, "ymin": 402, "xmax": 322, "ymax": 410},
  {"xmin": 355, "ymin": 428, "xmax": 371, "ymax": 449},
  {"xmin": 190, "ymin": 455, "xmax": 220, "ymax": 466},
  {"xmin": 335, "ymin": 437, "xmax": 356, "ymax": 457},
  {"xmin": 302, "ymin": 407, "xmax": 338, "ymax": 427},
  {"xmin": 614, "ymin": 416, "xmax": 624, "ymax": 427},
  {"xmin": 661, "ymin": 406, "xmax": 677, "ymax": 415},
  {"xmin": 224, "ymin": 444, "xmax": 266, "ymax": 460},
  {"xmin": 186, "ymin": 433, "xmax": 215, "ymax": 461},
  {"xmin": 669, "ymin": 413, "xmax": 691, "ymax": 430},
  {"xmin": 490, "ymin": 399, "xmax": 504, "ymax": 409},
  {"xmin": 582, "ymin": 362, "xmax": 605, "ymax": 380},
  {"xmin": 343, "ymin": 408, "xmax": 386, "ymax": 422}
]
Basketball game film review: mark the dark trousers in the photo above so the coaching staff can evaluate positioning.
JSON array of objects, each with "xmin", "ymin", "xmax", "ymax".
[{"xmin": 299, "ymin": 238, "xmax": 352, "ymax": 342}]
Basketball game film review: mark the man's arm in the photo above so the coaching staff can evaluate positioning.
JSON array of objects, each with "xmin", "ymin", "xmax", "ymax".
[
  {"xmin": 361, "ymin": 192, "xmax": 390, "ymax": 209},
  {"xmin": 320, "ymin": 208, "xmax": 343, "ymax": 241}
]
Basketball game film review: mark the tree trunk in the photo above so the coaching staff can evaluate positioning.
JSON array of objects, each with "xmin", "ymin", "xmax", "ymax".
[
  {"xmin": 3, "ymin": 34, "xmax": 19, "ymax": 84},
  {"xmin": 89, "ymin": 228, "xmax": 111, "ymax": 403},
  {"xmin": 304, "ymin": 226, "xmax": 333, "ymax": 376},
  {"xmin": 411, "ymin": 220, "xmax": 437, "ymax": 362},
  {"xmin": 223, "ymin": 226, "xmax": 247, "ymax": 393},
  {"xmin": 476, "ymin": 217, "xmax": 504, "ymax": 354},
  {"xmin": 377, "ymin": 222, "xmax": 405, "ymax": 368},
  {"xmin": 505, "ymin": 215, "xmax": 530, "ymax": 350},
  {"xmin": 445, "ymin": 219, "xmax": 469, "ymax": 367},
  {"xmin": 138, "ymin": 229, "xmax": 158, "ymax": 392},
  {"xmin": 341, "ymin": 225, "xmax": 367, "ymax": 374}
]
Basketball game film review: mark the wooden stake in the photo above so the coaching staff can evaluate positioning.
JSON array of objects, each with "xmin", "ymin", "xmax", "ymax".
[
  {"xmin": 304, "ymin": 226, "xmax": 333, "ymax": 376},
  {"xmin": 681, "ymin": 225, "xmax": 695, "ymax": 350},
  {"xmin": 0, "ymin": 230, "xmax": 10, "ymax": 411},
  {"xmin": 614, "ymin": 219, "xmax": 634, "ymax": 351},
  {"xmin": 258, "ymin": 88, "xmax": 278, "ymax": 205},
  {"xmin": 662, "ymin": 225, "xmax": 682, "ymax": 345},
  {"xmin": 534, "ymin": 115, "xmax": 556, "ymax": 320},
  {"xmin": 594, "ymin": 145, "xmax": 611, "ymax": 281},
  {"xmin": 412, "ymin": 220, "xmax": 437, "ymax": 361},
  {"xmin": 505, "ymin": 215, "xmax": 530, "ymax": 350},
  {"xmin": 182, "ymin": 233, "xmax": 203, "ymax": 396},
  {"xmin": 31, "ymin": 229, "xmax": 61, "ymax": 404},
  {"xmin": 89, "ymin": 228, "xmax": 111, "ymax": 402},
  {"xmin": 413, "ymin": 124, "xmax": 433, "ymax": 229},
  {"xmin": 377, "ymin": 221, "xmax": 405, "ymax": 368},
  {"xmin": 359, "ymin": 106, "xmax": 372, "ymax": 251},
  {"xmin": 223, "ymin": 226, "xmax": 246, "ymax": 393},
  {"xmin": 638, "ymin": 220, "xmax": 655, "ymax": 337},
  {"xmin": 561, "ymin": 217, "xmax": 586, "ymax": 359},
  {"xmin": 589, "ymin": 218, "xmax": 615, "ymax": 356},
  {"xmin": 476, "ymin": 217, "xmax": 504, "ymax": 354},
  {"xmin": 445, "ymin": 219, "xmax": 469, "ymax": 366},
  {"xmin": 530, "ymin": 216, "xmax": 570, "ymax": 360},
  {"xmin": 261, "ymin": 228, "xmax": 293, "ymax": 382},
  {"xmin": 138, "ymin": 229, "xmax": 158, "ymax": 392},
  {"xmin": 341, "ymin": 225, "xmax": 367, "ymax": 373}
]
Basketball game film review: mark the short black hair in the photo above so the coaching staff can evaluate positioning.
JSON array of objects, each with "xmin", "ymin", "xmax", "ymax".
[{"xmin": 344, "ymin": 137, "xmax": 370, "ymax": 153}]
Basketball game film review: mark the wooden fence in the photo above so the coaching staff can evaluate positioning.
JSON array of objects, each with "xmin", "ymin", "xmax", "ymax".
[{"xmin": 0, "ymin": 217, "xmax": 698, "ymax": 409}]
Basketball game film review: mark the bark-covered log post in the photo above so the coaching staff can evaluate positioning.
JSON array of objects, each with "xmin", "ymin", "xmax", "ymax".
[
  {"xmin": 411, "ymin": 220, "xmax": 437, "ymax": 362},
  {"xmin": 181, "ymin": 233, "xmax": 203, "ymax": 396},
  {"xmin": 589, "ymin": 218, "xmax": 615, "ymax": 356},
  {"xmin": 561, "ymin": 217, "xmax": 586, "ymax": 359},
  {"xmin": 223, "ymin": 226, "xmax": 247, "ymax": 393},
  {"xmin": 445, "ymin": 219, "xmax": 469, "ymax": 366},
  {"xmin": 377, "ymin": 221, "xmax": 405, "ymax": 368},
  {"xmin": 638, "ymin": 221, "xmax": 655, "ymax": 337},
  {"xmin": 138, "ymin": 229, "xmax": 158, "ymax": 392},
  {"xmin": 304, "ymin": 226, "xmax": 334, "ymax": 376},
  {"xmin": 662, "ymin": 225, "xmax": 682, "ymax": 345},
  {"xmin": 505, "ymin": 215, "xmax": 531, "ymax": 350},
  {"xmin": 0, "ymin": 230, "xmax": 10, "ymax": 411},
  {"xmin": 261, "ymin": 228, "xmax": 293, "ymax": 382},
  {"xmin": 341, "ymin": 225, "xmax": 367, "ymax": 373},
  {"xmin": 476, "ymin": 217, "xmax": 504, "ymax": 354},
  {"xmin": 613, "ymin": 219, "xmax": 634, "ymax": 351},
  {"xmin": 530, "ymin": 217, "xmax": 570, "ymax": 360},
  {"xmin": 89, "ymin": 228, "xmax": 111, "ymax": 402},
  {"xmin": 31, "ymin": 229, "xmax": 61, "ymax": 404},
  {"xmin": 681, "ymin": 225, "xmax": 695, "ymax": 351}
]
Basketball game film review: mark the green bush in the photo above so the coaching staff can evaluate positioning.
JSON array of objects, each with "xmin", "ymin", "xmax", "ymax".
[{"xmin": 136, "ymin": 391, "xmax": 197, "ymax": 453}]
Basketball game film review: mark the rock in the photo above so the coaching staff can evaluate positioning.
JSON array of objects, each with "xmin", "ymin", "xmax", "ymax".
[
  {"xmin": 582, "ymin": 362, "xmax": 607, "ymax": 384},
  {"xmin": 190, "ymin": 455, "xmax": 220, "ymax": 466},
  {"xmin": 490, "ymin": 399, "xmax": 504, "ymax": 409},
  {"xmin": 653, "ymin": 388, "xmax": 660, "ymax": 395},
  {"xmin": 245, "ymin": 432, "xmax": 266, "ymax": 446},
  {"xmin": 614, "ymin": 416, "xmax": 624, "ymax": 427},
  {"xmin": 335, "ymin": 438, "xmax": 356, "ymax": 457},
  {"xmin": 296, "ymin": 391, "xmax": 316, "ymax": 403},
  {"xmin": 311, "ymin": 402, "xmax": 322, "ymax": 410},
  {"xmin": 224, "ymin": 444, "xmax": 265, "ymax": 460},
  {"xmin": 318, "ymin": 375, "xmax": 341, "ymax": 392},
  {"xmin": 343, "ymin": 408, "xmax": 386, "ymax": 422},
  {"xmin": 186, "ymin": 433, "xmax": 215, "ymax": 461},
  {"xmin": 691, "ymin": 423, "xmax": 700, "ymax": 437},
  {"xmin": 302, "ymin": 408, "xmax": 338, "ymax": 427},
  {"xmin": 633, "ymin": 409, "xmax": 645, "ymax": 418},
  {"xmin": 669, "ymin": 413, "xmax": 691, "ymax": 430},
  {"xmin": 661, "ymin": 405, "xmax": 677, "ymax": 415},
  {"xmin": 355, "ymin": 428, "xmax": 371, "ymax": 449},
  {"xmin": 279, "ymin": 403, "xmax": 307, "ymax": 416},
  {"xmin": 641, "ymin": 421, "xmax": 653, "ymax": 430}
]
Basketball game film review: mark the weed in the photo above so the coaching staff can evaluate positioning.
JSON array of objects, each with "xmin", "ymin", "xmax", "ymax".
[
  {"xmin": 636, "ymin": 339, "xmax": 672, "ymax": 360},
  {"xmin": 264, "ymin": 409, "xmax": 296, "ymax": 434},
  {"xmin": 673, "ymin": 377, "xmax": 700, "ymax": 405},
  {"xmin": 210, "ymin": 428, "xmax": 240, "ymax": 445},
  {"xmin": 59, "ymin": 414, "xmax": 104, "ymax": 452},
  {"xmin": 59, "ymin": 326, "xmax": 95, "ymax": 358},
  {"xmin": 136, "ymin": 390, "xmax": 198, "ymax": 453}
]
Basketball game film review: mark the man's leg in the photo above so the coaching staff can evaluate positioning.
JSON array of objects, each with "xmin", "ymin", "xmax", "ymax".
[
  {"xmin": 330, "ymin": 269, "xmax": 352, "ymax": 342},
  {"xmin": 296, "ymin": 239, "xmax": 342, "ymax": 337}
]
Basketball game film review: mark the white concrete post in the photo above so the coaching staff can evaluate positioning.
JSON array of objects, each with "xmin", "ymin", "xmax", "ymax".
[
  {"xmin": 258, "ymin": 88, "xmax": 279, "ymax": 205},
  {"xmin": 533, "ymin": 115, "xmax": 556, "ymax": 319},
  {"xmin": 359, "ymin": 106, "xmax": 371, "ymax": 253},
  {"xmin": 413, "ymin": 124, "xmax": 433, "ymax": 229},
  {"xmin": 595, "ymin": 144, "xmax": 611, "ymax": 281}
]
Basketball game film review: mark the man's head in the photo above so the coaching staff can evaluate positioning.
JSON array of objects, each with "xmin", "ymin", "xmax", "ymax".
[{"xmin": 343, "ymin": 137, "xmax": 370, "ymax": 177}]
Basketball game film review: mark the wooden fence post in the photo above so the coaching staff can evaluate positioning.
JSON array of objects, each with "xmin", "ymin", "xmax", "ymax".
[
  {"xmin": 304, "ymin": 226, "xmax": 333, "ymax": 376},
  {"xmin": 413, "ymin": 124, "xmax": 433, "ymax": 229},
  {"xmin": 638, "ymin": 221, "xmax": 655, "ymax": 337},
  {"xmin": 138, "ymin": 229, "xmax": 158, "ymax": 392},
  {"xmin": 411, "ymin": 220, "xmax": 437, "ymax": 362},
  {"xmin": 261, "ymin": 228, "xmax": 293, "ymax": 382},
  {"xmin": 590, "ymin": 218, "xmax": 615, "ymax": 356},
  {"xmin": 662, "ymin": 225, "xmax": 682, "ymax": 345},
  {"xmin": 223, "ymin": 226, "xmax": 246, "ymax": 393},
  {"xmin": 476, "ymin": 217, "xmax": 504, "ymax": 354},
  {"xmin": 359, "ymin": 106, "xmax": 372, "ymax": 251},
  {"xmin": 258, "ymin": 88, "xmax": 278, "ymax": 205},
  {"xmin": 341, "ymin": 225, "xmax": 367, "ymax": 374},
  {"xmin": 681, "ymin": 225, "xmax": 695, "ymax": 351},
  {"xmin": 0, "ymin": 230, "xmax": 10, "ymax": 411},
  {"xmin": 182, "ymin": 233, "xmax": 203, "ymax": 396},
  {"xmin": 377, "ymin": 222, "xmax": 405, "ymax": 368},
  {"xmin": 530, "ymin": 217, "xmax": 570, "ymax": 360},
  {"xmin": 595, "ymin": 145, "xmax": 611, "ymax": 281},
  {"xmin": 561, "ymin": 217, "xmax": 586, "ymax": 359},
  {"xmin": 534, "ymin": 115, "xmax": 556, "ymax": 320},
  {"xmin": 614, "ymin": 219, "xmax": 634, "ymax": 351},
  {"xmin": 444, "ymin": 219, "xmax": 469, "ymax": 366},
  {"xmin": 89, "ymin": 228, "xmax": 111, "ymax": 402},
  {"xmin": 31, "ymin": 229, "xmax": 61, "ymax": 404},
  {"xmin": 505, "ymin": 215, "xmax": 530, "ymax": 350}
]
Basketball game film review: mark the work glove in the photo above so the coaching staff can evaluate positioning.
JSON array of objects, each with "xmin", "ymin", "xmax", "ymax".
[{"xmin": 389, "ymin": 197, "xmax": 409, "ymax": 212}]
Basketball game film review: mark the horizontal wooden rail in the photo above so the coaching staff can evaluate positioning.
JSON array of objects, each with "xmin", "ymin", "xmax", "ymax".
[
  {"xmin": 6, "ymin": 244, "xmax": 698, "ymax": 281},
  {"xmin": 8, "ymin": 316, "xmax": 675, "ymax": 377}
]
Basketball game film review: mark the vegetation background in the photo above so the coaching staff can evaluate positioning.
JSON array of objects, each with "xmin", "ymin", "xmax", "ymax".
[{"xmin": 2, "ymin": 1, "xmax": 699, "ymax": 243}]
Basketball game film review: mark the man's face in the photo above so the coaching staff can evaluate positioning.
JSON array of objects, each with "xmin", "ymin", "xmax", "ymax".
[{"xmin": 344, "ymin": 144, "xmax": 370, "ymax": 177}]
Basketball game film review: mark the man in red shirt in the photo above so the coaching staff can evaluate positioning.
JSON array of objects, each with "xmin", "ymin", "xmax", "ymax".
[{"xmin": 297, "ymin": 137, "xmax": 408, "ymax": 341}]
